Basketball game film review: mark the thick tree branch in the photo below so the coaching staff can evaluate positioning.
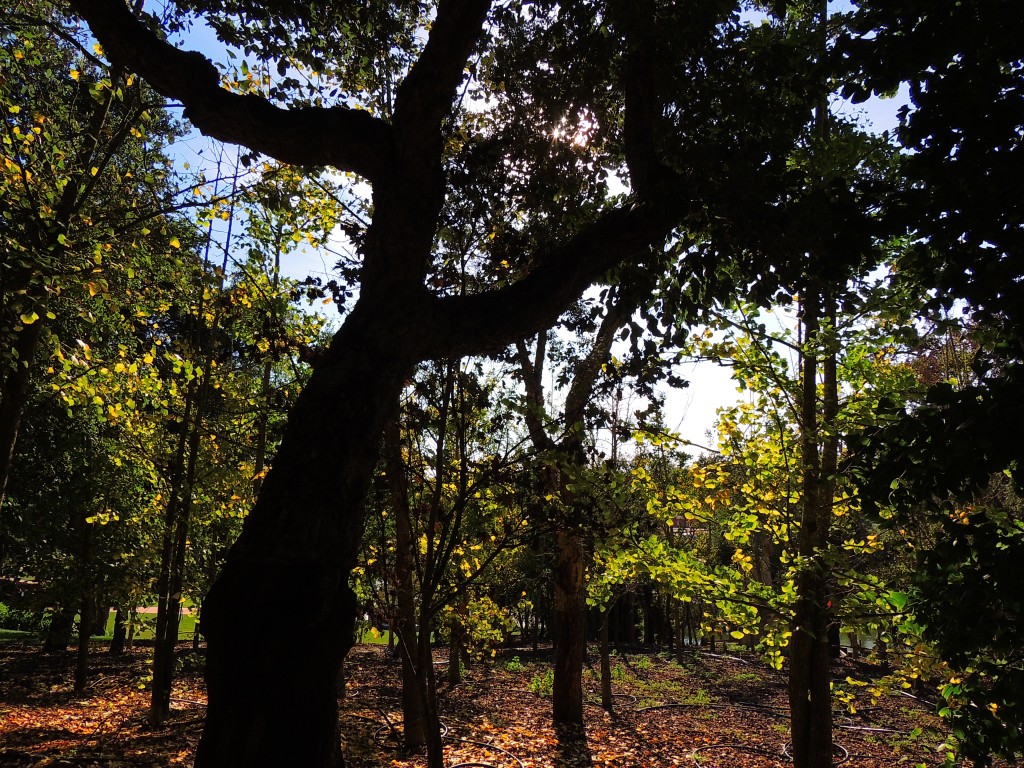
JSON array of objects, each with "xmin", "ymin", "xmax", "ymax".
[
  {"xmin": 422, "ymin": 198, "xmax": 682, "ymax": 360},
  {"xmin": 67, "ymin": 0, "xmax": 396, "ymax": 182},
  {"xmin": 617, "ymin": 2, "xmax": 663, "ymax": 198},
  {"xmin": 358, "ymin": 0, "xmax": 490, "ymax": 298},
  {"xmin": 392, "ymin": 0, "xmax": 490, "ymax": 145}
]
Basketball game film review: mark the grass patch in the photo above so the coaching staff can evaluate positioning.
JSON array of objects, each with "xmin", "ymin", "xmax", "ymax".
[
  {"xmin": 358, "ymin": 627, "xmax": 393, "ymax": 645},
  {"xmin": 101, "ymin": 610, "xmax": 197, "ymax": 642},
  {"xmin": 0, "ymin": 628, "xmax": 35, "ymax": 642}
]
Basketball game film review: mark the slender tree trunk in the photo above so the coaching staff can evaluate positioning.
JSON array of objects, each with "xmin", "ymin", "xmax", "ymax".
[
  {"xmin": 419, "ymin": 625, "xmax": 445, "ymax": 768},
  {"xmin": 151, "ymin": 378, "xmax": 202, "ymax": 726},
  {"xmin": 642, "ymin": 585, "xmax": 655, "ymax": 645},
  {"xmin": 552, "ymin": 527, "xmax": 585, "ymax": 724},
  {"xmin": 448, "ymin": 596, "xmax": 465, "ymax": 685},
  {"xmin": 75, "ymin": 589, "xmax": 95, "ymax": 694},
  {"xmin": 43, "ymin": 608, "xmax": 75, "ymax": 653},
  {"xmin": 788, "ymin": 290, "xmax": 838, "ymax": 768},
  {"xmin": 110, "ymin": 606, "xmax": 128, "ymax": 655},
  {"xmin": 0, "ymin": 313, "xmax": 46, "ymax": 568},
  {"xmin": 600, "ymin": 606, "xmax": 612, "ymax": 711},
  {"xmin": 385, "ymin": 419, "xmax": 428, "ymax": 753}
]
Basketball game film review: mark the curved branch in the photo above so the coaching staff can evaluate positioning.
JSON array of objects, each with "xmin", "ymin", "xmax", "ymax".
[
  {"xmin": 421, "ymin": 197, "xmax": 683, "ymax": 360},
  {"xmin": 67, "ymin": 0, "xmax": 396, "ymax": 182}
]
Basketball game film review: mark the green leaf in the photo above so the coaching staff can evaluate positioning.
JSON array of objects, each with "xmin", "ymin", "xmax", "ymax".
[{"xmin": 888, "ymin": 591, "xmax": 908, "ymax": 610}]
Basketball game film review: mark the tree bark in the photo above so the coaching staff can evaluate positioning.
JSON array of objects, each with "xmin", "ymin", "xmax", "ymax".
[
  {"xmin": 787, "ymin": 289, "xmax": 838, "ymax": 768},
  {"xmin": 552, "ymin": 527, "xmax": 586, "ymax": 724},
  {"xmin": 385, "ymin": 420, "xmax": 428, "ymax": 753},
  {"xmin": 59, "ymin": 3, "xmax": 695, "ymax": 764},
  {"xmin": 194, "ymin": 308, "xmax": 413, "ymax": 768},
  {"xmin": 75, "ymin": 589, "xmax": 95, "ymax": 694},
  {"xmin": 43, "ymin": 608, "xmax": 74, "ymax": 653},
  {"xmin": 0, "ymin": 313, "xmax": 46, "ymax": 569},
  {"xmin": 109, "ymin": 606, "xmax": 128, "ymax": 655},
  {"xmin": 600, "ymin": 606, "xmax": 612, "ymax": 711}
]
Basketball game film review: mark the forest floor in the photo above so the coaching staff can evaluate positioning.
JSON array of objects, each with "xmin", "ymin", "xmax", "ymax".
[{"xmin": 0, "ymin": 640, "xmax": 949, "ymax": 768}]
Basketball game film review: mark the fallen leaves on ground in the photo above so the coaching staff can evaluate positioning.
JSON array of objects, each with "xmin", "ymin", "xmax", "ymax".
[{"xmin": 1, "ymin": 641, "xmax": 950, "ymax": 767}]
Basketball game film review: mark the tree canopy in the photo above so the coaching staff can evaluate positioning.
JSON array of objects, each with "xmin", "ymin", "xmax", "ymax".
[{"xmin": 1, "ymin": 0, "xmax": 1021, "ymax": 767}]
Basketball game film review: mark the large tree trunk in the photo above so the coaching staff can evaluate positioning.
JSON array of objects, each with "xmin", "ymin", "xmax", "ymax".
[
  {"xmin": 552, "ymin": 527, "xmax": 586, "ymax": 725},
  {"xmin": 194, "ymin": 310, "xmax": 414, "ymax": 768}
]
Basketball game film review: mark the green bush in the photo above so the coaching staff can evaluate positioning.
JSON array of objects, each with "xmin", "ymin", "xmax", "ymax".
[
  {"xmin": 0, "ymin": 603, "xmax": 45, "ymax": 633},
  {"xmin": 528, "ymin": 668, "xmax": 554, "ymax": 698},
  {"xmin": 505, "ymin": 655, "xmax": 524, "ymax": 673}
]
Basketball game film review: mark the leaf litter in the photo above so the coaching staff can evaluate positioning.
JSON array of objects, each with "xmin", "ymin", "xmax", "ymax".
[{"xmin": 1, "ymin": 641, "xmax": 952, "ymax": 767}]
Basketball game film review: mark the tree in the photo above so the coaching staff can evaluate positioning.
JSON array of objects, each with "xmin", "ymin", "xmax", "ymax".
[
  {"xmin": 374, "ymin": 359, "xmax": 526, "ymax": 767},
  {"xmin": 0, "ymin": 0, "xmax": 197, "ymax": 561},
  {"xmin": 514, "ymin": 288, "xmax": 634, "ymax": 726},
  {"xmin": 844, "ymin": 1, "xmax": 1024, "ymax": 761},
  {"xmin": 64, "ymin": 1, "xmax": 825, "ymax": 764}
]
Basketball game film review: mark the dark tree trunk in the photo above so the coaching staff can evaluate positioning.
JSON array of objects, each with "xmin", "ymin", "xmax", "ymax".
[
  {"xmin": 152, "ymin": 377, "xmax": 206, "ymax": 726},
  {"xmin": 194, "ymin": 311, "xmax": 414, "ymax": 768},
  {"xmin": 75, "ymin": 590, "xmax": 95, "ymax": 694},
  {"xmin": 788, "ymin": 565, "xmax": 833, "ymax": 768},
  {"xmin": 448, "ymin": 595, "xmax": 465, "ymax": 686},
  {"xmin": 74, "ymin": 505, "xmax": 95, "ymax": 695},
  {"xmin": 0, "ymin": 313, "xmax": 46, "ymax": 568},
  {"xmin": 624, "ymin": 592, "xmax": 638, "ymax": 645},
  {"xmin": 386, "ymin": 419, "xmax": 428, "ymax": 753},
  {"xmin": 787, "ymin": 290, "xmax": 838, "ymax": 768},
  {"xmin": 642, "ymin": 585, "xmax": 654, "ymax": 645},
  {"xmin": 418, "ymin": 627, "xmax": 445, "ymax": 768},
  {"xmin": 600, "ymin": 606, "xmax": 612, "ymax": 711},
  {"xmin": 110, "ymin": 607, "xmax": 128, "ymax": 655},
  {"xmin": 552, "ymin": 528, "xmax": 585, "ymax": 725},
  {"xmin": 43, "ymin": 608, "xmax": 75, "ymax": 653}
]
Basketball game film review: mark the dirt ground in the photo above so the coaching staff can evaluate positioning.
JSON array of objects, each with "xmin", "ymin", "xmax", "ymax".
[{"xmin": 0, "ymin": 640, "xmax": 948, "ymax": 767}]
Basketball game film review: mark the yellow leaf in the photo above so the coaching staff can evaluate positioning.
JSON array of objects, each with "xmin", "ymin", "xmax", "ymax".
[
  {"xmin": 8, "ymin": 105, "xmax": 20, "ymax": 114},
  {"xmin": 70, "ymin": 69, "xmax": 80, "ymax": 80},
  {"xmin": 19, "ymin": 311, "xmax": 38, "ymax": 325},
  {"xmin": 169, "ymin": 236, "xmax": 181, "ymax": 249}
]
